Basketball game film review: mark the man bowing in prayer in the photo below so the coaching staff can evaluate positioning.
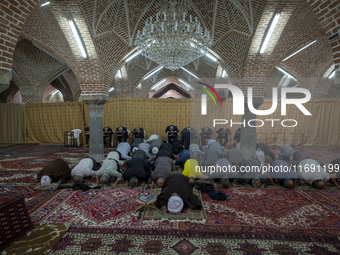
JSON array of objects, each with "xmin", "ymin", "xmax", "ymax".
[{"xmin": 155, "ymin": 173, "xmax": 202, "ymax": 213}]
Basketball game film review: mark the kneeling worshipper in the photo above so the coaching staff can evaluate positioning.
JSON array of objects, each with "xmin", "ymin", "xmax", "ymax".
[
  {"xmin": 137, "ymin": 142, "xmax": 152, "ymax": 160},
  {"xmin": 131, "ymin": 149, "xmax": 149, "ymax": 160},
  {"xmin": 155, "ymin": 173, "xmax": 202, "ymax": 213},
  {"xmin": 175, "ymin": 149, "xmax": 191, "ymax": 169},
  {"xmin": 278, "ymin": 145, "xmax": 294, "ymax": 160},
  {"xmin": 116, "ymin": 142, "xmax": 131, "ymax": 160},
  {"xmin": 297, "ymin": 159, "xmax": 330, "ymax": 189},
  {"xmin": 256, "ymin": 143, "xmax": 275, "ymax": 160},
  {"xmin": 71, "ymin": 157, "xmax": 98, "ymax": 184},
  {"xmin": 130, "ymin": 137, "xmax": 143, "ymax": 152},
  {"xmin": 182, "ymin": 159, "xmax": 202, "ymax": 186},
  {"xmin": 150, "ymin": 155, "xmax": 173, "ymax": 187},
  {"xmin": 268, "ymin": 160, "xmax": 298, "ymax": 189},
  {"xmin": 237, "ymin": 159, "xmax": 267, "ymax": 189},
  {"xmin": 96, "ymin": 151, "xmax": 124, "ymax": 186},
  {"xmin": 292, "ymin": 150, "xmax": 311, "ymax": 162},
  {"xmin": 156, "ymin": 142, "xmax": 174, "ymax": 159},
  {"xmin": 149, "ymin": 137, "xmax": 163, "ymax": 154},
  {"xmin": 123, "ymin": 157, "xmax": 152, "ymax": 187},
  {"xmin": 37, "ymin": 158, "xmax": 72, "ymax": 188}
]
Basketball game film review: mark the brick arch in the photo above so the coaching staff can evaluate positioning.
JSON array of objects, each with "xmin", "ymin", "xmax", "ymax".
[
  {"xmin": 0, "ymin": 0, "xmax": 40, "ymax": 71},
  {"xmin": 306, "ymin": 0, "xmax": 340, "ymax": 70}
]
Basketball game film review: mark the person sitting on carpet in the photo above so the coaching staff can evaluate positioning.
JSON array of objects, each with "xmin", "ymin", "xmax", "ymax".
[
  {"xmin": 116, "ymin": 142, "xmax": 131, "ymax": 160},
  {"xmin": 150, "ymin": 155, "xmax": 173, "ymax": 187},
  {"xmin": 96, "ymin": 151, "xmax": 123, "ymax": 186},
  {"xmin": 268, "ymin": 160, "xmax": 298, "ymax": 189},
  {"xmin": 155, "ymin": 173, "xmax": 202, "ymax": 213},
  {"xmin": 71, "ymin": 158, "xmax": 98, "ymax": 184},
  {"xmin": 37, "ymin": 158, "xmax": 71, "ymax": 185},
  {"xmin": 123, "ymin": 158, "xmax": 151, "ymax": 187},
  {"xmin": 297, "ymin": 159, "xmax": 330, "ymax": 189}
]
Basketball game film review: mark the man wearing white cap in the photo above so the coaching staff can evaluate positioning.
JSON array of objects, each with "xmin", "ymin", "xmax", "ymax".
[
  {"xmin": 37, "ymin": 158, "xmax": 71, "ymax": 185},
  {"xmin": 155, "ymin": 173, "xmax": 202, "ymax": 213}
]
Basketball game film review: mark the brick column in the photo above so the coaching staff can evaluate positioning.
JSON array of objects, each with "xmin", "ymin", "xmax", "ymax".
[{"xmin": 81, "ymin": 94, "xmax": 109, "ymax": 162}]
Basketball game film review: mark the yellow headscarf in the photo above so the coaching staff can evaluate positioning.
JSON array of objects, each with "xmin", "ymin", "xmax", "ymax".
[{"xmin": 182, "ymin": 159, "xmax": 202, "ymax": 178}]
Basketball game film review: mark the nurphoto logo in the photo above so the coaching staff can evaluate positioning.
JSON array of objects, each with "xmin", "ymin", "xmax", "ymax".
[{"xmin": 198, "ymin": 83, "xmax": 312, "ymax": 128}]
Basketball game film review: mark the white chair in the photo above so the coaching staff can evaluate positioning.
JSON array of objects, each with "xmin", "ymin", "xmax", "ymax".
[{"xmin": 68, "ymin": 129, "xmax": 82, "ymax": 146}]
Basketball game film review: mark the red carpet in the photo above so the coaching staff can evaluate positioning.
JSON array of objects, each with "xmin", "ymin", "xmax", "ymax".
[{"xmin": 0, "ymin": 144, "xmax": 340, "ymax": 254}]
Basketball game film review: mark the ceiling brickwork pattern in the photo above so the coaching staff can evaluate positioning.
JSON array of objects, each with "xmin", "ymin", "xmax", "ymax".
[{"xmin": 0, "ymin": 0, "xmax": 339, "ymax": 102}]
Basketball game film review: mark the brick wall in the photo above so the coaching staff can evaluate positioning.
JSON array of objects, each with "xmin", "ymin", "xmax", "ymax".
[
  {"xmin": 306, "ymin": 0, "xmax": 340, "ymax": 70},
  {"xmin": 0, "ymin": 0, "xmax": 39, "ymax": 70}
]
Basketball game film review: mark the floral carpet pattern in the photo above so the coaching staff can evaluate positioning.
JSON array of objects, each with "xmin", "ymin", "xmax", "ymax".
[{"xmin": 0, "ymin": 144, "xmax": 340, "ymax": 254}]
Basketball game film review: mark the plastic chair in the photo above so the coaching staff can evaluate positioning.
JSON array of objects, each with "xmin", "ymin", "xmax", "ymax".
[{"xmin": 68, "ymin": 129, "xmax": 82, "ymax": 146}]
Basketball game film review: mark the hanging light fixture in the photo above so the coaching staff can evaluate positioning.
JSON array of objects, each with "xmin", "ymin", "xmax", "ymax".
[{"xmin": 134, "ymin": 0, "xmax": 213, "ymax": 71}]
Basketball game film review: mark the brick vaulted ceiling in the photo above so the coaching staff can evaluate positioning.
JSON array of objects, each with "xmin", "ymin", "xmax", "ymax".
[{"xmin": 0, "ymin": 0, "xmax": 339, "ymax": 103}]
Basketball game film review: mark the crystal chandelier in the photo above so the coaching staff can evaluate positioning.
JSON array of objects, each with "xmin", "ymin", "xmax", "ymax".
[{"xmin": 134, "ymin": 0, "xmax": 213, "ymax": 71}]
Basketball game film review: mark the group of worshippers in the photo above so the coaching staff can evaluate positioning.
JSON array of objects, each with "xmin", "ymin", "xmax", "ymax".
[{"xmin": 37, "ymin": 125, "xmax": 340, "ymax": 213}]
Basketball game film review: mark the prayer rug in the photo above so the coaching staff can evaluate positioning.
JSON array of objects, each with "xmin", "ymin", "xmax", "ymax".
[
  {"xmin": 179, "ymin": 188, "xmax": 340, "ymax": 233},
  {"xmin": 29, "ymin": 187, "xmax": 180, "ymax": 230},
  {"xmin": 50, "ymin": 225, "xmax": 340, "ymax": 254},
  {"xmin": 141, "ymin": 188, "xmax": 207, "ymax": 222},
  {"xmin": 2, "ymin": 223, "xmax": 70, "ymax": 255}
]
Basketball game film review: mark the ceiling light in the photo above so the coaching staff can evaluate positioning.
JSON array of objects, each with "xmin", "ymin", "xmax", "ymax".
[
  {"xmin": 125, "ymin": 50, "xmax": 141, "ymax": 62},
  {"xmin": 328, "ymin": 70, "xmax": 335, "ymax": 79},
  {"xmin": 221, "ymin": 69, "xmax": 228, "ymax": 78},
  {"xmin": 283, "ymin": 40, "xmax": 317, "ymax": 61},
  {"xmin": 143, "ymin": 66, "xmax": 163, "ymax": 80},
  {"xmin": 51, "ymin": 90, "xmax": 60, "ymax": 96},
  {"xmin": 109, "ymin": 87, "xmax": 115, "ymax": 92},
  {"xmin": 260, "ymin": 13, "xmax": 281, "ymax": 54},
  {"xmin": 134, "ymin": 0, "xmax": 212, "ymax": 71},
  {"xmin": 276, "ymin": 67, "xmax": 297, "ymax": 81},
  {"xmin": 181, "ymin": 67, "xmax": 199, "ymax": 79},
  {"xmin": 40, "ymin": 1, "xmax": 50, "ymax": 7},
  {"xmin": 179, "ymin": 78, "xmax": 193, "ymax": 89},
  {"xmin": 116, "ymin": 69, "xmax": 122, "ymax": 79},
  {"xmin": 205, "ymin": 52, "xmax": 218, "ymax": 62},
  {"xmin": 68, "ymin": 20, "xmax": 87, "ymax": 58},
  {"xmin": 151, "ymin": 79, "xmax": 166, "ymax": 90}
]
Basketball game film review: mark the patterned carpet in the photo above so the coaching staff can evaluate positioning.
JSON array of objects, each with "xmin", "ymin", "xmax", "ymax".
[{"xmin": 0, "ymin": 144, "xmax": 340, "ymax": 254}]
